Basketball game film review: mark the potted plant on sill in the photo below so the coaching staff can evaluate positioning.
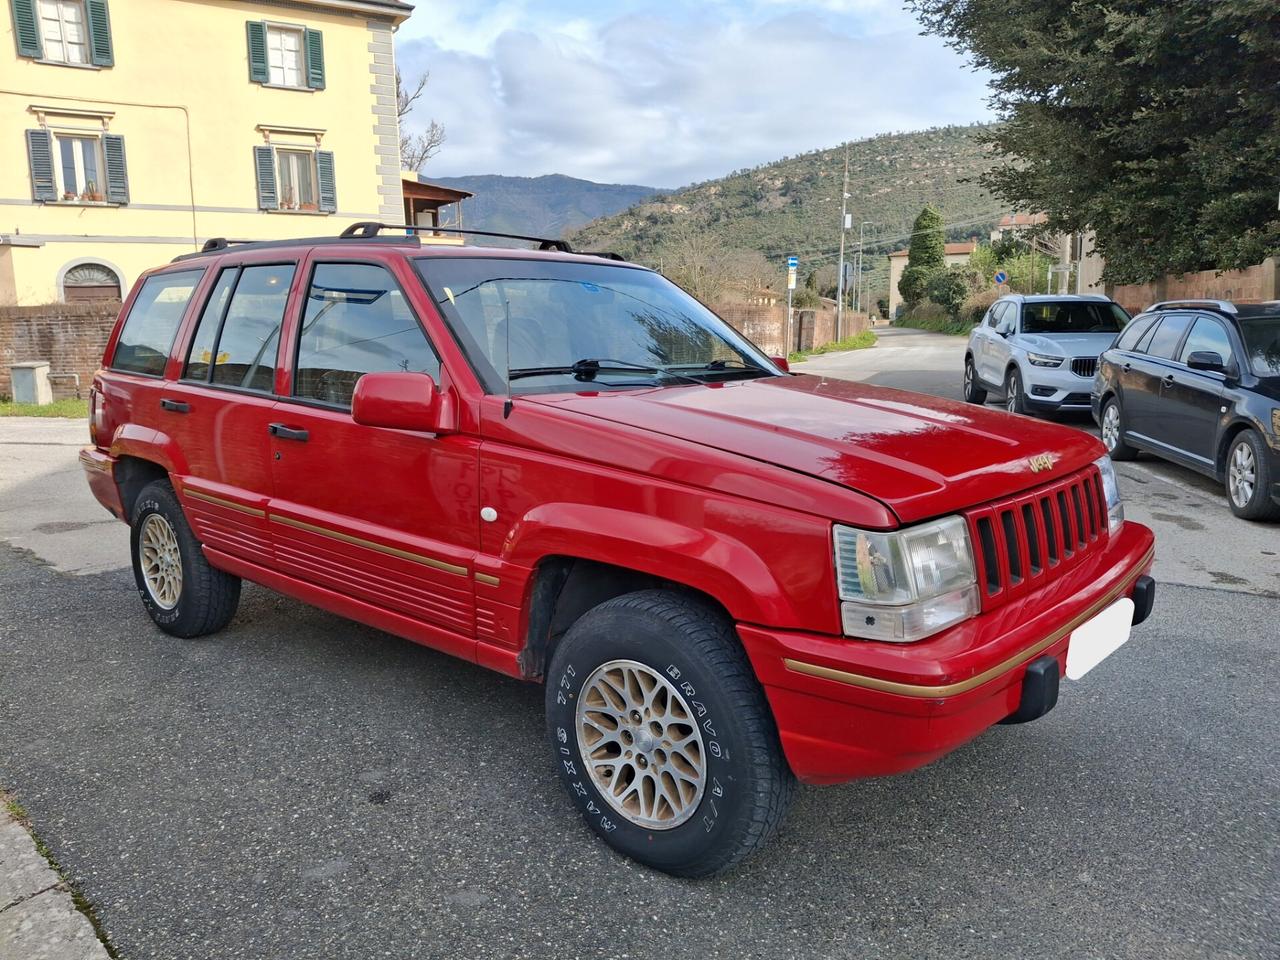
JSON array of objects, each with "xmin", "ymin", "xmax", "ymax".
[
  {"xmin": 63, "ymin": 190, "xmax": 77, "ymax": 201},
  {"xmin": 299, "ymin": 200, "xmax": 318, "ymax": 212},
  {"xmin": 82, "ymin": 180, "xmax": 104, "ymax": 202}
]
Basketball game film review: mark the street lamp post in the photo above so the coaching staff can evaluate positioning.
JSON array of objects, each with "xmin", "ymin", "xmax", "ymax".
[{"xmin": 834, "ymin": 148, "xmax": 850, "ymax": 341}]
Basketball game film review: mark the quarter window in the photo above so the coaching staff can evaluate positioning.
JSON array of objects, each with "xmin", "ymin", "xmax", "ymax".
[
  {"xmin": 1178, "ymin": 316, "xmax": 1233, "ymax": 366},
  {"xmin": 38, "ymin": 0, "xmax": 88, "ymax": 64},
  {"xmin": 182, "ymin": 268, "xmax": 238, "ymax": 382},
  {"xmin": 294, "ymin": 262, "xmax": 440, "ymax": 407},
  {"xmin": 266, "ymin": 24, "xmax": 304, "ymax": 87},
  {"xmin": 206, "ymin": 265, "xmax": 295, "ymax": 392},
  {"xmin": 111, "ymin": 269, "xmax": 203, "ymax": 376},
  {"xmin": 1145, "ymin": 313, "xmax": 1193, "ymax": 360}
]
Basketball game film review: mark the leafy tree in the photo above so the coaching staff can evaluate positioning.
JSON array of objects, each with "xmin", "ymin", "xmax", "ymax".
[
  {"xmin": 907, "ymin": 206, "xmax": 946, "ymax": 272},
  {"xmin": 925, "ymin": 266, "xmax": 972, "ymax": 316},
  {"xmin": 898, "ymin": 265, "xmax": 930, "ymax": 307},
  {"xmin": 909, "ymin": 0, "xmax": 1280, "ymax": 281}
]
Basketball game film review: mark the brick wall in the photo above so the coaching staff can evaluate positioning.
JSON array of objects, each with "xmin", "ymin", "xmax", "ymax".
[
  {"xmin": 1107, "ymin": 257, "xmax": 1279, "ymax": 316},
  {"xmin": 0, "ymin": 302, "xmax": 120, "ymax": 400}
]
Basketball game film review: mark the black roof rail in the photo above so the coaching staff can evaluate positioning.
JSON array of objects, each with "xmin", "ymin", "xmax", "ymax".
[{"xmin": 340, "ymin": 221, "xmax": 579, "ymax": 252}]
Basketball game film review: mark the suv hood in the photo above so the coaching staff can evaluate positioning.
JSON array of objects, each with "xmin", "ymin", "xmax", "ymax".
[
  {"xmin": 1015, "ymin": 332, "xmax": 1118, "ymax": 355},
  {"xmin": 528, "ymin": 374, "xmax": 1104, "ymax": 523}
]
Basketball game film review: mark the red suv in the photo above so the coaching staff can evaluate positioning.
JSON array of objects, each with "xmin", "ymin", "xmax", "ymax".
[{"xmin": 82, "ymin": 223, "xmax": 1156, "ymax": 876}]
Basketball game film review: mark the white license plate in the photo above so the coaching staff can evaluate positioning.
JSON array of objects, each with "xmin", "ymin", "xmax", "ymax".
[{"xmin": 1066, "ymin": 597, "xmax": 1135, "ymax": 680}]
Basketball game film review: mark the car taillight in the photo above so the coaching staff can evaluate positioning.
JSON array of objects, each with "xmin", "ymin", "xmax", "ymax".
[{"xmin": 89, "ymin": 388, "xmax": 102, "ymax": 445}]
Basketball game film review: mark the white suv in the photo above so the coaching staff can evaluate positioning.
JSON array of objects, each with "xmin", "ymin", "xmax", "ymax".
[{"xmin": 964, "ymin": 294, "xmax": 1130, "ymax": 415}]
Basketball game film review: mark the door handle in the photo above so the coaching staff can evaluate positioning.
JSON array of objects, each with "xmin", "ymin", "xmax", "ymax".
[
  {"xmin": 1121, "ymin": 362, "xmax": 1131, "ymax": 373},
  {"xmin": 1161, "ymin": 374, "xmax": 1176, "ymax": 387},
  {"xmin": 268, "ymin": 423, "xmax": 309, "ymax": 442},
  {"xmin": 160, "ymin": 398, "xmax": 190, "ymax": 413}
]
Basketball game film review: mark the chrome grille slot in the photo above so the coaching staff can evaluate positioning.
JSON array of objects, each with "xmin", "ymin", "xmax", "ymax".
[{"xmin": 1071, "ymin": 357, "xmax": 1098, "ymax": 378}]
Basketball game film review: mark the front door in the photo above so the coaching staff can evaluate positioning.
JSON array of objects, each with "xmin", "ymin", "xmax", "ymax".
[
  {"xmin": 1155, "ymin": 314, "xmax": 1233, "ymax": 467},
  {"xmin": 266, "ymin": 259, "xmax": 480, "ymax": 652},
  {"xmin": 161, "ymin": 260, "xmax": 297, "ymax": 566}
]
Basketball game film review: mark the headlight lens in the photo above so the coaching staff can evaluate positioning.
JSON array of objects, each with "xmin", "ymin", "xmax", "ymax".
[
  {"xmin": 1094, "ymin": 454, "xmax": 1124, "ymax": 534},
  {"xmin": 1026, "ymin": 352, "xmax": 1063, "ymax": 367},
  {"xmin": 833, "ymin": 516, "xmax": 979, "ymax": 642}
]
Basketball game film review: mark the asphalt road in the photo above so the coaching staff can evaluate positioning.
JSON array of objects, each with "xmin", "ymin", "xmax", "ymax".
[{"xmin": 1, "ymin": 344, "xmax": 1278, "ymax": 959}]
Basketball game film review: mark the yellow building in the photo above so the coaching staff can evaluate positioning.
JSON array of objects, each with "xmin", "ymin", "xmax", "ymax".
[{"xmin": 0, "ymin": 0, "xmax": 412, "ymax": 305}]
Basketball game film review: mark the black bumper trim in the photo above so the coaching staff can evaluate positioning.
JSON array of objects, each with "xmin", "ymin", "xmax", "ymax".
[
  {"xmin": 1131, "ymin": 575, "xmax": 1156, "ymax": 626},
  {"xmin": 999, "ymin": 654, "xmax": 1060, "ymax": 725}
]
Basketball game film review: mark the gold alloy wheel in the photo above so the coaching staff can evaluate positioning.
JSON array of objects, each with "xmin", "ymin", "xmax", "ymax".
[
  {"xmin": 140, "ymin": 513, "xmax": 183, "ymax": 610},
  {"xmin": 575, "ymin": 659, "xmax": 706, "ymax": 830}
]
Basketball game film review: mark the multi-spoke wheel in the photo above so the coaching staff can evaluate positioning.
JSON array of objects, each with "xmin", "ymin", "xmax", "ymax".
[
  {"xmin": 130, "ymin": 479, "xmax": 241, "ymax": 636},
  {"xmin": 1004, "ymin": 367, "xmax": 1028, "ymax": 416},
  {"xmin": 546, "ymin": 590, "xmax": 795, "ymax": 877},
  {"xmin": 1224, "ymin": 430, "xmax": 1279, "ymax": 521},
  {"xmin": 1100, "ymin": 397, "xmax": 1137, "ymax": 460},
  {"xmin": 963, "ymin": 356, "xmax": 987, "ymax": 404}
]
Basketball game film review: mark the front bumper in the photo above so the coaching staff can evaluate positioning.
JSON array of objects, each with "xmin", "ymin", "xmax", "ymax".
[
  {"xmin": 737, "ymin": 520, "xmax": 1156, "ymax": 785},
  {"xmin": 1021, "ymin": 362, "xmax": 1096, "ymax": 411}
]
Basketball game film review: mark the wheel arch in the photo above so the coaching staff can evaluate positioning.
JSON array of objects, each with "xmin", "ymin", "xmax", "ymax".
[
  {"xmin": 114, "ymin": 455, "xmax": 171, "ymax": 522},
  {"xmin": 1215, "ymin": 419, "xmax": 1259, "ymax": 480}
]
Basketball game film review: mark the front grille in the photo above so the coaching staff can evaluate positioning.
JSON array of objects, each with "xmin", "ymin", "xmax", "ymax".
[
  {"xmin": 1071, "ymin": 357, "xmax": 1098, "ymax": 378},
  {"xmin": 966, "ymin": 465, "xmax": 1109, "ymax": 609}
]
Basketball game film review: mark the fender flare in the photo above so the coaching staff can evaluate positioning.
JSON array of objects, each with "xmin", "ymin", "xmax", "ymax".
[{"xmin": 109, "ymin": 424, "xmax": 189, "ymax": 476}]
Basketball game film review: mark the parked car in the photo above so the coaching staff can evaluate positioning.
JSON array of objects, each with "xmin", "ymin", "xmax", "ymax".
[
  {"xmin": 81, "ymin": 224, "xmax": 1156, "ymax": 877},
  {"xmin": 965, "ymin": 294, "xmax": 1131, "ymax": 415},
  {"xmin": 1093, "ymin": 299, "xmax": 1280, "ymax": 521}
]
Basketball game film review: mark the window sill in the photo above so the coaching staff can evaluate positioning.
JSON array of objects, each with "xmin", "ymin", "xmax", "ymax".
[
  {"xmin": 266, "ymin": 208, "xmax": 331, "ymax": 216},
  {"xmin": 45, "ymin": 200, "xmax": 123, "ymax": 208},
  {"xmin": 34, "ymin": 59, "xmax": 104, "ymax": 70},
  {"xmin": 258, "ymin": 82, "xmax": 316, "ymax": 93}
]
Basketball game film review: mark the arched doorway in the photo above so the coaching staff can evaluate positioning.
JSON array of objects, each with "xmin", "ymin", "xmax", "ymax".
[{"xmin": 62, "ymin": 262, "xmax": 122, "ymax": 302}]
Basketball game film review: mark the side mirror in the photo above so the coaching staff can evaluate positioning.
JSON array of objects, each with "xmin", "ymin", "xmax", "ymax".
[
  {"xmin": 996, "ymin": 322, "xmax": 1015, "ymax": 338},
  {"xmin": 351, "ymin": 371, "xmax": 453, "ymax": 433},
  {"xmin": 1186, "ymin": 350, "xmax": 1226, "ymax": 373},
  {"xmin": 771, "ymin": 356, "xmax": 791, "ymax": 373}
]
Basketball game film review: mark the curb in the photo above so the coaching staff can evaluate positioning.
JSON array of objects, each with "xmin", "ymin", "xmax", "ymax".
[{"xmin": 0, "ymin": 800, "xmax": 113, "ymax": 960}]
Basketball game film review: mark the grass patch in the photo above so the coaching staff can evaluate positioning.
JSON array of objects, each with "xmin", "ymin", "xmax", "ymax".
[
  {"xmin": 0, "ymin": 397, "xmax": 89, "ymax": 418},
  {"xmin": 790, "ymin": 329, "xmax": 877, "ymax": 362},
  {"xmin": 894, "ymin": 303, "xmax": 974, "ymax": 336}
]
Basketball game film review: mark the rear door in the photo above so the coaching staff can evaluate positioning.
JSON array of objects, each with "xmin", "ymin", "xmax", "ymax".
[
  {"xmin": 160, "ymin": 257, "xmax": 299, "ymax": 565},
  {"xmin": 1125, "ymin": 311, "xmax": 1193, "ymax": 442},
  {"xmin": 265, "ymin": 256, "xmax": 480, "ymax": 655},
  {"xmin": 1155, "ymin": 314, "xmax": 1234, "ymax": 467}
]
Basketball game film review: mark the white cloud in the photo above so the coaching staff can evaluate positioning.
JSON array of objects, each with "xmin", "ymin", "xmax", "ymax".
[{"xmin": 395, "ymin": 2, "xmax": 992, "ymax": 187}]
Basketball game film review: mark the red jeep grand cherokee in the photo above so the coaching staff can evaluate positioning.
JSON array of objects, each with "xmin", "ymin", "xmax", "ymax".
[{"xmin": 82, "ymin": 223, "xmax": 1155, "ymax": 877}]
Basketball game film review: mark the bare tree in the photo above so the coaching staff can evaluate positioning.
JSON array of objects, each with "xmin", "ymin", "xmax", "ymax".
[{"xmin": 395, "ymin": 67, "xmax": 446, "ymax": 173}]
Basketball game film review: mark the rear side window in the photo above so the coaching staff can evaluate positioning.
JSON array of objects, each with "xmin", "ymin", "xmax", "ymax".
[
  {"xmin": 208, "ymin": 264, "xmax": 295, "ymax": 392},
  {"xmin": 111, "ymin": 270, "xmax": 204, "ymax": 376},
  {"xmin": 183, "ymin": 268, "xmax": 238, "ymax": 382},
  {"xmin": 1145, "ymin": 312, "xmax": 1193, "ymax": 360},
  {"xmin": 1114, "ymin": 314, "xmax": 1155, "ymax": 351},
  {"xmin": 294, "ymin": 262, "xmax": 440, "ymax": 407}
]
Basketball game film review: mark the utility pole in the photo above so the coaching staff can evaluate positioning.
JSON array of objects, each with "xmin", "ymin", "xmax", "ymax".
[
  {"xmin": 854, "ymin": 220, "xmax": 866, "ymax": 314},
  {"xmin": 834, "ymin": 147, "xmax": 850, "ymax": 341}
]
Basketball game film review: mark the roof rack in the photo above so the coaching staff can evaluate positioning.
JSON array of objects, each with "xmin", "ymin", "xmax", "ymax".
[
  {"xmin": 338, "ymin": 222, "xmax": 626, "ymax": 260},
  {"xmin": 1146, "ymin": 299, "xmax": 1237, "ymax": 314},
  {"xmin": 171, "ymin": 232, "xmax": 418, "ymax": 262}
]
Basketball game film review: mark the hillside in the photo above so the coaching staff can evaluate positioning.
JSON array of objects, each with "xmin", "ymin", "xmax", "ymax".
[
  {"xmin": 431, "ymin": 174, "xmax": 659, "ymax": 240},
  {"xmin": 569, "ymin": 124, "xmax": 1002, "ymax": 306}
]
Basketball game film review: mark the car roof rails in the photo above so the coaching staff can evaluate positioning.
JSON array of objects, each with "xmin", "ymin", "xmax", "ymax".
[
  {"xmin": 338, "ymin": 222, "xmax": 627, "ymax": 261},
  {"xmin": 171, "ymin": 233, "xmax": 418, "ymax": 262},
  {"xmin": 1146, "ymin": 299, "xmax": 1237, "ymax": 314}
]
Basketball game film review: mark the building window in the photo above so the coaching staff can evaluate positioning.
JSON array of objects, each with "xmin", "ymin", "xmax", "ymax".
[
  {"xmin": 276, "ymin": 149, "xmax": 316, "ymax": 210},
  {"xmin": 266, "ymin": 24, "xmax": 304, "ymax": 87},
  {"xmin": 63, "ymin": 262, "xmax": 122, "ymax": 301},
  {"xmin": 55, "ymin": 134, "xmax": 104, "ymax": 200},
  {"xmin": 38, "ymin": 0, "xmax": 88, "ymax": 64}
]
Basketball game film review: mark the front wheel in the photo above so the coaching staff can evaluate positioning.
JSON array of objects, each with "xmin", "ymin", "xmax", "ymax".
[
  {"xmin": 131, "ymin": 480, "xmax": 241, "ymax": 637},
  {"xmin": 1100, "ymin": 397, "xmax": 1138, "ymax": 461},
  {"xmin": 1004, "ymin": 367, "xmax": 1028, "ymax": 416},
  {"xmin": 546, "ymin": 590, "xmax": 796, "ymax": 877},
  {"xmin": 963, "ymin": 356, "xmax": 987, "ymax": 404},
  {"xmin": 1225, "ymin": 430, "xmax": 1280, "ymax": 521}
]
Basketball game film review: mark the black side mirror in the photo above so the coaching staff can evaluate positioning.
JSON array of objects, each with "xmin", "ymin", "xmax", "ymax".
[{"xmin": 1186, "ymin": 350, "xmax": 1226, "ymax": 373}]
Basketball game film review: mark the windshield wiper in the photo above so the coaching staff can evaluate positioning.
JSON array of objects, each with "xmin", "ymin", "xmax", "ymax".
[{"xmin": 508, "ymin": 358, "xmax": 702, "ymax": 385}]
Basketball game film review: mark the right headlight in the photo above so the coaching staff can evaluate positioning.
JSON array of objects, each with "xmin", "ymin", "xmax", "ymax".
[
  {"xmin": 833, "ymin": 516, "xmax": 979, "ymax": 643},
  {"xmin": 1026, "ymin": 352, "xmax": 1063, "ymax": 367}
]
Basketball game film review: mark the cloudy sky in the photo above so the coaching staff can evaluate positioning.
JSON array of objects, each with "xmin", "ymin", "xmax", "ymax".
[{"xmin": 395, "ymin": 0, "xmax": 994, "ymax": 189}]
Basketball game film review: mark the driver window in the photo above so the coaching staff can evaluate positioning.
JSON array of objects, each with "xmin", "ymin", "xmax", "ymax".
[
  {"xmin": 294, "ymin": 262, "xmax": 440, "ymax": 408},
  {"xmin": 1178, "ymin": 316, "xmax": 1233, "ymax": 366}
]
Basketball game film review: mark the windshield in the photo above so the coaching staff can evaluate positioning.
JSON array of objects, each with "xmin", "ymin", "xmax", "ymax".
[
  {"xmin": 1239, "ymin": 316, "xmax": 1280, "ymax": 377},
  {"xmin": 1020, "ymin": 301, "xmax": 1128, "ymax": 335},
  {"xmin": 414, "ymin": 257, "xmax": 777, "ymax": 393}
]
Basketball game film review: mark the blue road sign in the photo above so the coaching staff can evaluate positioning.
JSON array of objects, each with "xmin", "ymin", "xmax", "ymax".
[
  {"xmin": 787, "ymin": 256, "xmax": 799, "ymax": 268},
  {"xmin": 994, "ymin": 270, "xmax": 1009, "ymax": 285}
]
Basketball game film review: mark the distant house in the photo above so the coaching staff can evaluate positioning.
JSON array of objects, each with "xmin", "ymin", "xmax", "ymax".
[
  {"xmin": 887, "ymin": 241, "xmax": 978, "ymax": 316},
  {"xmin": 401, "ymin": 173, "xmax": 472, "ymax": 231},
  {"xmin": 990, "ymin": 212, "xmax": 1048, "ymax": 242}
]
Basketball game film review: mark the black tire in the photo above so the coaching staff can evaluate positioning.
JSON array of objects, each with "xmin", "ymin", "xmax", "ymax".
[
  {"xmin": 130, "ymin": 480, "xmax": 241, "ymax": 637},
  {"xmin": 963, "ymin": 355, "xmax": 987, "ymax": 404},
  {"xmin": 1224, "ymin": 430, "xmax": 1280, "ymax": 521},
  {"xmin": 545, "ymin": 590, "xmax": 796, "ymax": 878},
  {"xmin": 1004, "ymin": 367, "xmax": 1028, "ymax": 416},
  {"xmin": 1100, "ymin": 396, "xmax": 1138, "ymax": 461}
]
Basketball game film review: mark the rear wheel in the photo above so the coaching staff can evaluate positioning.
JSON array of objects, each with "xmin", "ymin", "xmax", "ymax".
[
  {"xmin": 1100, "ymin": 397, "xmax": 1138, "ymax": 461},
  {"xmin": 1004, "ymin": 367, "xmax": 1028, "ymax": 416},
  {"xmin": 963, "ymin": 356, "xmax": 987, "ymax": 404},
  {"xmin": 130, "ymin": 480, "xmax": 241, "ymax": 637},
  {"xmin": 546, "ymin": 590, "xmax": 795, "ymax": 877},
  {"xmin": 1225, "ymin": 430, "xmax": 1280, "ymax": 521}
]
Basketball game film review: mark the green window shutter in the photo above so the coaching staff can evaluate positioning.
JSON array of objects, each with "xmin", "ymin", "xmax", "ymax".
[
  {"xmin": 84, "ymin": 0, "xmax": 113, "ymax": 66},
  {"xmin": 103, "ymin": 134, "xmax": 129, "ymax": 203},
  {"xmin": 253, "ymin": 145, "xmax": 277, "ymax": 209},
  {"xmin": 10, "ymin": 0, "xmax": 42, "ymax": 58},
  {"xmin": 246, "ymin": 21, "xmax": 268, "ymax": 83},
  {"xmin": 315, "ymin": 151, "xmax": 336, "ymax": 212},
  {"xmin": 25, "ymin": 129, "xmax": 56, "ymax": 201},
  {"xmin": 304, "ymin": 29, "xmax": 325, "ymax": 89}
]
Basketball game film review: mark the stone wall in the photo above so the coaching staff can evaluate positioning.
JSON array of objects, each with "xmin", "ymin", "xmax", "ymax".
[
  {"xmin": 0, "ymin": 302, "xmax": 120, "ymax": 400},
  {"xmin": 714, "ymin": 301, "xmax": 867, "ymax": 356},
  {"xmin": 1107, "ymin": 257, "xmax": 1279, "ymax": 315}
]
